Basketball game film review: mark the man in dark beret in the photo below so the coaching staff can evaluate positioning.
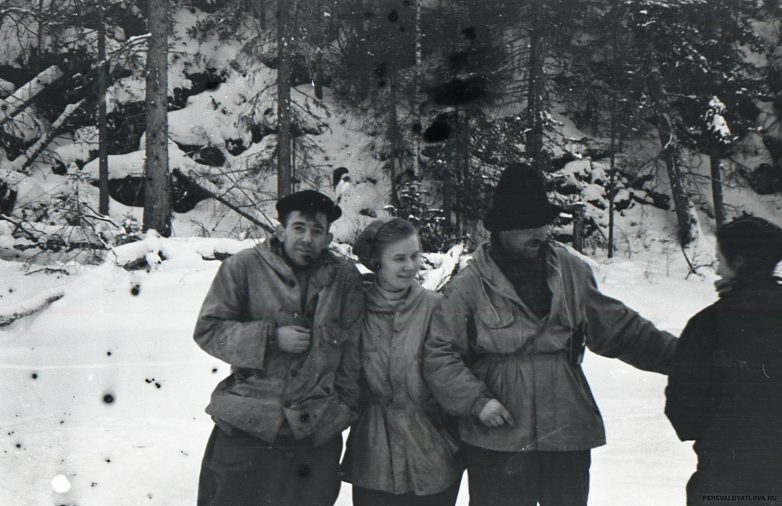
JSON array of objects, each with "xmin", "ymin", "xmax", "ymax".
[
  {"xmin": 425, "ymin": 162, "xmax": 677, "ymax": 506},
  {"xmin": 194, "ymin": 189, "xmax": 364, "ymax": 506}
]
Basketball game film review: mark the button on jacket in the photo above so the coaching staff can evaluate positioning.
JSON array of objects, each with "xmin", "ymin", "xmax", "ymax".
[
  {"xmin": 342, "ymin": 282, "xmax": 462, "ymax": 495},
  {"xmin": 193, "ymin": 239, "xmax": 364, "ymax": 446},
  {"xmin": 424, "ymin": 241, "xmax": 677, "ymax": 452}
]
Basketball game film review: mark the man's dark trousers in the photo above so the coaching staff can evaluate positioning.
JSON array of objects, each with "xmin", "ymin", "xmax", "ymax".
[
  {"xmin": 463, "ymin": 444, "xmax": 590, "ymax": 506},
  {"xmin": 197, "ymin": 425, "xmax": 342, "ymax": 506}
]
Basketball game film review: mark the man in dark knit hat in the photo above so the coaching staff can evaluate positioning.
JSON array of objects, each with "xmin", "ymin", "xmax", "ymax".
[
  {"xmin": 424, "ymin": 162, "xmax": 677, "ymax": 506},
  {"xmin": 194, "ymin": 189, "xmax": 364, "ymax": 506}
]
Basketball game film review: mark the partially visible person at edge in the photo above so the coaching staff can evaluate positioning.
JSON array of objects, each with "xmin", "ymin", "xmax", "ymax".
[
  {"xmin": 341, "ymin": 218, "xmax": 463, "ymax": 506},
  {"xmin": 193, "ymin": 190, "xmax": 364, "ymax": 506},
  {"xmin": 665, "ymin": 217, "xmax": 782, "ymax": 506},
  {"xmin": 423, "ymin": 162, "xmax": 678, "ymax": 506}
]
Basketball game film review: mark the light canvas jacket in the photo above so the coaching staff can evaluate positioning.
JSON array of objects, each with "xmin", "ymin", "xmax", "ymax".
[
  {"xmin": 424, "ymin": 241, "xmax": 677, "ymax": 452},
  {"xmin": 342, "ymin": 282, "xmax": 462, "ymax": 495},
  {"xmin": 193, "ymin": 239, "xmax": 364, "ymax": 446}
]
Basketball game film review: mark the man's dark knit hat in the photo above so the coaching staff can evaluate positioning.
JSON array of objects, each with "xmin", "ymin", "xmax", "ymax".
[
  {"xmin": 276, "ymin": 190, "xmax": 342, "ymax": 223},
  {"xmin": 483, "ymin": 162, "xmax": 561, "ymax": 232}
]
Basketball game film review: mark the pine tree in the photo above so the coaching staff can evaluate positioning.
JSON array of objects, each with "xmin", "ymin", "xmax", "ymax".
[{"xmin": 142, "ymin": 0, "xmax": 171, "ymax": 236}]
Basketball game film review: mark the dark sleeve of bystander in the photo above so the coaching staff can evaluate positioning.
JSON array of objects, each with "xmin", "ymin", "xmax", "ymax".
[{"xmin": 664, "ymin": 310, "xmax": 718, "ymax": 441}]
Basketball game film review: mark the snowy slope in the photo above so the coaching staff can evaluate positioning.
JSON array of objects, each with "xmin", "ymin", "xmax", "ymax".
[{"xmin": 0, "ymin": 237, "xmax": 717, "ymax": 506}]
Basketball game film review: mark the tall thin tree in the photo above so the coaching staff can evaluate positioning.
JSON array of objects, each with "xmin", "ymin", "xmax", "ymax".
[
  {"xmin": 142, "ymin": 0, "xmax": 171, "ymax": 236},
  {"xmin": 97, "ymin": 0, "xmax": 109, "ymax": 215},
  {"xmin": 525, "ymin": 0, "xmax": 545, "ymax": 168},
  {"xmin": 276, "ymin": 0, "xmax": 293, "ymax": 197}
]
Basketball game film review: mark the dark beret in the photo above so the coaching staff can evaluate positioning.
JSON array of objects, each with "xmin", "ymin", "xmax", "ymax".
[{"xmin": 276, "ymin": 190, "xmax": 342, "ymax": 223}]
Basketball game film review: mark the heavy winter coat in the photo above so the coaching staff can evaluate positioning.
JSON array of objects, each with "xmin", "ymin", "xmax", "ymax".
[
  {"xmin": 193, "ymin": 239, "xmax": 364, "ymax": 446},
  {"xmin": 424, "ymin": 241, "xmax": 677, "ymax": 452},
  {"xmin": 665, "ymin": 277, "xmax": 782, "ymax": 453},
  {"xmin": 342, "ymin": 282, "xmax": 462, "ymax": 496}
]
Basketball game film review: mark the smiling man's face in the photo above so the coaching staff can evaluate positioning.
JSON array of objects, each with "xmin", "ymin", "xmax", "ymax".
[{"xmin": 277, "ymin": 210, "xmax": 332, "ymax": 267}]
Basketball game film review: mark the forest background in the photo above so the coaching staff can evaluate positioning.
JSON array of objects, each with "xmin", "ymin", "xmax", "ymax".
[{"xmin": 0, "ymin": 0, "xmax": 780, "ymax": 261}]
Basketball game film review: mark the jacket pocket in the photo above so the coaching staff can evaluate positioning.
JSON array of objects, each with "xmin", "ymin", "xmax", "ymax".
[
  {"xmin": 319, "ymin": 325, "xmax": 348, "ymax": 347},
  {"xmin": 477, "ymin": 306, "xmax": 516, "ymax": 329},
  {"xmin": 317, "ymin": 326, "xmax": 348, "ymax": 370}
]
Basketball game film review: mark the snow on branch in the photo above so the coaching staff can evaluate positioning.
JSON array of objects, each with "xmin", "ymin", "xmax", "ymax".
[
  {"xmin": 705, "ymin": 96, "xmax": 731, "ymax": 144},
  {"xmin": 0, "ymin": 289, "xmax": 64, "ymax": 327},
  {"xmin": 11, "ymin": 99, "xmax": 86, "ymax": 173},
  {"xmin": 0, "ymin": 65, "xmax": 63, "ymax": 126}
]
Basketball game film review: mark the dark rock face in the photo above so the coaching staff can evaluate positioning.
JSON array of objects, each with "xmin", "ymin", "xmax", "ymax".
[
  {"xmin": 101, "ymin": 172, "xmax": 212, "ymax": 212},
  {"xmin": 193, "ymin": 146, "xmax": 226, "ymax": 167},
  {"xmin": 107, "ymin": 102, "xmax": 146, "ymax": 155},
  {"xmin": 748, "ymin": 163, "xmax": 782, "ymax": 195},
  {"xmin": 0, "ymin": 181, "xmax": 17, "ymax": 214}
]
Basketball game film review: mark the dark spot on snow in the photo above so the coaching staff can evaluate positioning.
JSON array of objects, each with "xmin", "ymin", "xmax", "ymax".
[
  {"xmin": 388, "ymin": 10, "xmax": 398, "ymax": 22},
  {"xmin": 60, "ymin": 420, "xmax": 65, "ymax": 424},
  {"xmin": 103, "ymin": 394, "xmax": 115, "ymax": 404},
  {"xmin": 130, "ymin": 283, "xmax": 141, "ymax": 296},
  {"xmin": 31, "ymin": 372, "xmax": 38, "ymax": 379},
  {"xmin": 145, "ymin": 378, "xmax": 154, "ymax": 384},
  {"xmin": 8, "ymin": 288, "xmax": 13, "ymax": 293},
  {"xmin": 91, "ymin": 482, "xmax": 98, "ymax": 487},
  {"xmin": 147, "ymin": 493, "xmax": 153, "ymax": 499},
  {"xmin": 107, "ymin": 351, "xmax": 112, "ymax": 357},
  {"xmin": 155, "ymin": 383, "xmax": 161, "ymax": 389},
  {"xmin": 424, "ymin": 118, "xmax": 451, "ymax": 143},
  {"xmin": 212, "ymin": 368, "xmax": 218, "ymax": 374},
  {"xmin": 15, "ymin": 443, "xmax": 21, "ymax": 449},
  {"xmin": 105, "ymin": 458, "xmax": 111, "ymax": 463}
]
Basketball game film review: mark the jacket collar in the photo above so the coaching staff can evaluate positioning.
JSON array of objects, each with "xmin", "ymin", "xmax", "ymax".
[
  {"xmin": 364, "ymin": 280, "xmax": 425, "ymax": 314},
  {"xmin": 254, "ymin": 238, "xmax": 338, "ymax": 289},
  {"xmin": 470, "ymin": 241, "xmax": 568, "ymax": 326},
  {"xmin": 470, "ymin": 242, "xmax": 528, "ymax": 308}
]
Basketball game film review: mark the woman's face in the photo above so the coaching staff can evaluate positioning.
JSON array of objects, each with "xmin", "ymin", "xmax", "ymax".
[
  {"xmin": 376, "ymin": 234, "xmax": 421, "ymax": 292},
  {"xmin": 716, "ymin": 245, "xmax": 739, "ymax": 281}
]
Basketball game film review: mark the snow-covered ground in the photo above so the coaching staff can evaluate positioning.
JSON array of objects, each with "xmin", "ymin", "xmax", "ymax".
[{"xmin": 0, "ymin": 237, "xmax": 718, "ymax": 506}]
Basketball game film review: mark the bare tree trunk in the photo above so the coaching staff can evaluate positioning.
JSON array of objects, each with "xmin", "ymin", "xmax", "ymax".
[
  {"xmin": 412, "ymin": 0, "xmax": 422, "ymax": 177},
  {"xmin": 35, "ymin": 0, "xmax": 45, "ymax": 73},
  {"xmin": 313, "ymin": 48, "xmax": 324, "ymax": 100},
  {"xmin": 710, "ymin": 152, "xmax": 726, "ymax": 227},
  {"xmin": 389, "ymin": 68, "xmax": 399, "ymax": 206},
  {"xmin": 142, "ymin": 0, "xmax": 171, "ymax": 236},
  {"xmin": 607, "ymin": 10, "xmax": 619, "ymax": 258},
  {"xmin": 525, "ymin": 0, "xmax": 545, "ymax": 167},
  {"xmin": 276, "ymin": 0, "xmax": 292, "ymax": 197},
  {"xmin": 658, "ymin": 114, "xmax": 695, "ymax": 245},
  {"xmin": 356, "ymin": 0, "xmax": 370, "ymax": 99},
  {"xmin": 607, "ymin": 101, "xmax": 617, "ymax": 258},
  {"xmin": 98, "ymin": 3, "xmax": 109, "ymax": 215}
]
